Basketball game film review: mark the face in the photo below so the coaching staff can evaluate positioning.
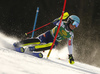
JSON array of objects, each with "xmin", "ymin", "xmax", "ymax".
[{"xmin": 69, "ymin": 23, "xmax": 76, "ymax": 30}]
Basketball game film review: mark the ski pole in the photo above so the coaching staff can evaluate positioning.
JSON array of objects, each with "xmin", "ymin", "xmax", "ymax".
[
  {"xmin": 25, "ymin": 22, "xmax": 51, "ymax": 36},
  {"xmin": 32, "ymin": 7, "xmax": 39, "ymax": 38},
  {"xmin": 47, "ymin": 0, "xmax": 67, "ymax": 59},
  {"xmin": 25, "ymin": 12, "xmax": 69, "ymax": 36}
]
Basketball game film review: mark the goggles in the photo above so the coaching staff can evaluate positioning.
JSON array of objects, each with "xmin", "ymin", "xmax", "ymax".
[
  {"xmin": 68, "ymin": 18, "xmax": 79, "ymax": 28},
  {"xmin": 72, "ymin": 21, "xmax": 79, "ymax": 27}
]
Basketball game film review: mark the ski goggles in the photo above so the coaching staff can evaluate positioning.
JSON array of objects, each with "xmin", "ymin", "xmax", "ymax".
[
  {"xmin": 68, "ymin": 18, "xmax": 79, "ymax": 27},
  {"xmin": 72, "ymin": 21, "xmax": 79, "ymax": 27}
]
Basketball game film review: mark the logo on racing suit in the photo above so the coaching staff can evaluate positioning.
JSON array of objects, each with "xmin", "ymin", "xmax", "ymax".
[{"xmin": 62, "ymin": 30, "xmax": 67, "ymax": 36}]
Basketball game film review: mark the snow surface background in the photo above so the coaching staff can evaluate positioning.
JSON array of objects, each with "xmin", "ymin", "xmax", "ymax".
[{"xmin": 0, "ymin": 32, "xmax": 100, "ymax": 74}]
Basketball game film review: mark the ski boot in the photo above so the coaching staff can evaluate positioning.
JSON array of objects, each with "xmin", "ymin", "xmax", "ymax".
[
  {"xmin": 14, "ymin": 47, "xmax": 25, "ymax": 53},
  {"xmin": 28, "ymin": 46, "xmax": 35, "ymax": 51}
]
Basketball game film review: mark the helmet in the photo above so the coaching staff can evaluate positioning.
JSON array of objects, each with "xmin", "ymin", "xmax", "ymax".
[{"xmin": 67, "ymin": 15, "xmax": 80, "ymax": 27}]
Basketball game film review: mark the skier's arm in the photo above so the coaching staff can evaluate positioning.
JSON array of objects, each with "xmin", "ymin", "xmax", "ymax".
[
  {"xmin": 52, "ymin": 18, "xmax": 60, "ymax": 26},
  {"xmin": 52, "ymin": 12, "xmax": 69, "ymax": 25},
  {"xmin": 53, "ymin": 19, "xmax": 64, "ymax": 27},
  {"xmin": 67, "ymin": 36, "xmax": 73, "ymax": 55},
  {"xmin": 67, "ymin": 33, "xmax": 75, "ymax": 64}
]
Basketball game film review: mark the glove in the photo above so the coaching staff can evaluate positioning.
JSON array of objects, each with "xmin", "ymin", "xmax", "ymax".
[
  {"xmin": 68, "ymin": 54, "xmax": 75, "ymax": 64},
  {"xmin": 58, "ymin": 12, "xmax": 69, "ymax": 20},
  {"xmin": 52, "ymin": 12, "xmax": 69, "ymax": 23}
]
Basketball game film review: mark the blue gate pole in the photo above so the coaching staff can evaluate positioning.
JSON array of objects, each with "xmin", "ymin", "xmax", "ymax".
[{"xmin": 32, "ymin": 7, "xmax": 39, "ymax": 38}]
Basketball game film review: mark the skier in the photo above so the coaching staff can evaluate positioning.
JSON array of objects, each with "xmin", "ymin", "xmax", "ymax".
[{"xmin": 14, "ymin": 14, "xmax": 80, "ymax": 64}]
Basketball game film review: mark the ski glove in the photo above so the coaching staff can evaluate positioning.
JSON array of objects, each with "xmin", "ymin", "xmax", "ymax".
[
  {"xmin": 52, "ymin": 12, "xmax": 69, "ymax": 23},
  {"xmin": 68, "ymin": 54, "xmax": 75, "ymax": 64}
]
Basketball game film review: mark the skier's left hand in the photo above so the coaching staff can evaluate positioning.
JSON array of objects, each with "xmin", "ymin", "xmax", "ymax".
[{"xmin": 68, "ymin": 54, "xmax": 75, "ymax": 64}]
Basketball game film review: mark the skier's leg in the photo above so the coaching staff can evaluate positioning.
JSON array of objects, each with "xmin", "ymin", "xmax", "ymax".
[
  {"xmin": 13, "ymin": 38, "xmax": 40, "ymax": 47},
  {"xmin": 29, "ymin": 42, "xmax": 54, "ymax": 51},
  {"xmin": 28, "ymin": 31, "xmax": 58, "ymax": 51},
  {"xmin": 38, "ymin": 30, "xmax": 59, "ymax": 46}
]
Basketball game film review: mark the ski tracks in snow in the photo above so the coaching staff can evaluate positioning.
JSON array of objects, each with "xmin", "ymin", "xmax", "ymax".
[{"xmin": 0, "ymin": 32, "xmax": 100, "ymax": 74}]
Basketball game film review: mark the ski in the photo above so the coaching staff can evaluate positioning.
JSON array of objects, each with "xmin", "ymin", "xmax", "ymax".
[
  {"xmin": 13, "ymin": 38, "xmax": 41, "ymax": 48},
  {"xmin": 13, "ymin": 38, "xmax": 44, "ymax": 58},
  {"xmin": 32, "ymin": 52, "xmax": 43, "ymax": 58},
  {"xmin": 14, "ymin": 47, "xmax": 25, "ymax": 53},
  {"xmin": 14, "ymin": 47, "xmax": 43, "ymax": 58}
]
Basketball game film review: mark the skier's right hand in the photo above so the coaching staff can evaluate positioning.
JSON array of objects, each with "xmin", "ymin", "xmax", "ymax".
[{"xmin": 68, "ymin": 54, "xmax": 75, "ymax": 64}]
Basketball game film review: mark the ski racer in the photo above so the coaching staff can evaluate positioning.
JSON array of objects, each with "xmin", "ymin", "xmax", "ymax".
[{"xmin": 13, "ymin": 14, "xmax": 80, "ymax": 64}]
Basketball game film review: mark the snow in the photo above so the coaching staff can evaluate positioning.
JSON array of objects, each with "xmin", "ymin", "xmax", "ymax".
[{"xmin": 0, "ymin": 32, "xmax": 100, "ymax": 74}]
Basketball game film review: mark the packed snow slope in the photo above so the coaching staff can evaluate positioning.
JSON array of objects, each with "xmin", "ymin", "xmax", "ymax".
[{"xmin": 0, "ymin": 32, "xmax": 100, "ymax": 74}]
